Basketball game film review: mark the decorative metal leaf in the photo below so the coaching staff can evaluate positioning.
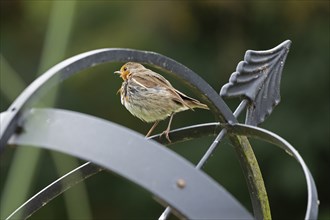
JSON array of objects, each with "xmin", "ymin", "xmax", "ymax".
[{"xmin": 220, "ymin": 40, "xmax": 292, "ymax": 126}]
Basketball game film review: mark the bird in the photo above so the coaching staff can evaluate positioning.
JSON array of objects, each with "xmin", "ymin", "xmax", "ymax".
[{"xmin": 114, "ymin": 62, "xmax": 209, "ymax": 142}]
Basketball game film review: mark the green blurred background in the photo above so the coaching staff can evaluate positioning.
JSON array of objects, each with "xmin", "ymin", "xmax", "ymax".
[{"xmin": 1, "ymin": 1, "xmax": 329, "ymax": 219}]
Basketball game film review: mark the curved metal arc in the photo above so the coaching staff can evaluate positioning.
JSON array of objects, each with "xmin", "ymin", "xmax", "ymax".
[
  {"xmin": 4, "ymin": 162, "xmax": 101, "ymax": 220},
  {"xmin": 0, "ymin": 49, "xmax": 108, "ymax": 148},
  {"xmin": 0, "ymin": 48, "xmax": 236, "ymax": 151},
  {"xmin": 149, "ymin": 122, "xmax": 222, "ymax": 145},
  {"xmin": 225, "ymin": 123, "xmax": 319, "ymax": 220},
  {"xmin": 5, "ymin": 112, "xmax": 318, "ymax": 219},
  {"xmin": 7, "ymin": 108, "xmax": 251, "ymax": 220},
  {"xmin": 0, "ymin": 48, "xmax": 266, "ymax": 219},
  {"xmin": 5, "ymin": 120, "xmax": 223, "ymax": 220}
]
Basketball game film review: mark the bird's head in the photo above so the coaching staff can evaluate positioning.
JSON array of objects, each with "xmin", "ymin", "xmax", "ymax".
[{"xmin": 114, "ymin": 62, "xmax": 145, "ymax": 81}]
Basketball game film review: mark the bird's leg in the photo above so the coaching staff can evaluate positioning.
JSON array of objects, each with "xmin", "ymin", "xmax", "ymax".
[
  {"xmin": 145, "ymin": 121, "xmax": 159, "ymax": 137},
  {"xmin": 162, "ymin": 113, "xmax": 174, "ymax": 143}
]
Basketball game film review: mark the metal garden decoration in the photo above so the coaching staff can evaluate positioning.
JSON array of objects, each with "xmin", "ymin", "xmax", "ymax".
[{"xmin": 0, "ymin": 40, "xmax": 319, "ymax": 219}]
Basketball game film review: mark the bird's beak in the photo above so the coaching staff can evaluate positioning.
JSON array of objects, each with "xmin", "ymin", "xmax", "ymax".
[{"xmin": 114, "ymin": 70, "xmax": 121, "ymax": 75}]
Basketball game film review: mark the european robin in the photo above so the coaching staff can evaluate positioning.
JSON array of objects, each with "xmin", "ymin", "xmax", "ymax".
[{"xmin": 115, "ymin": 62, "xmax": 209, "ymax": 142}]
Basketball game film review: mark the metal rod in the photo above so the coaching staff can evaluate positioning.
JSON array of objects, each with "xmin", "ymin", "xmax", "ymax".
[{"xmin": 159, "ymin": 99, "xmax": 249, "ymax": 220}]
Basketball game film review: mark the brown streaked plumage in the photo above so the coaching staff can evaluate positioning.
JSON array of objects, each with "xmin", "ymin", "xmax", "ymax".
[{"xmin": 115, "ymin": 62, "xmax": 209, "ymax": 141}]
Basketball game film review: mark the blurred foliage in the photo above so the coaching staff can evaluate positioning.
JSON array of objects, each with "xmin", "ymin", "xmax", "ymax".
[{"xmin": 0, "ymin": 1, "xmax": 329, "ymax": 220}]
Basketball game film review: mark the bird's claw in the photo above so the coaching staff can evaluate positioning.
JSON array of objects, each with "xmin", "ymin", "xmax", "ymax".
[{"xmin": 160, "ymin": 130, "xmax": 171, "ymax": 143}]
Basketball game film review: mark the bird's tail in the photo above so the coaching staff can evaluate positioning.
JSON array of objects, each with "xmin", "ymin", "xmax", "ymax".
[
  {"xmin": 176, "ymin": 90, "xmax": 209, "ymax": 110},
  {"xmin": 187, "ymin": 99, "xmax": 209, "ymax": 110}
]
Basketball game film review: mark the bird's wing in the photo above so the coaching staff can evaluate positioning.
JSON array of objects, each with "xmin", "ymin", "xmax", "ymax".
[
  {"xmin": 133, "ymin": 70, "xmax": 208, "ymax": 110},
  {"xmin": 134, "ymin": 69, "xmax": 173, "ymax": 87},
  {"xmin": 132, "ymin": 71, "xmax": 192, "ymax": 109},
  {"xmin": 140, "ymin": 70, "xmax": 208, "ymax": 110}
]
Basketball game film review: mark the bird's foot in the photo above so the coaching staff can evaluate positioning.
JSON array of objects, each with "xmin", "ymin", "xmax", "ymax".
[{"xmin": 160, "ymin": 130, "xmax": 171, "ymax": 143}]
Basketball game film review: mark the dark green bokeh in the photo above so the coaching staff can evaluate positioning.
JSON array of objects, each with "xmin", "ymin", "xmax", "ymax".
[{"xmin": 1, "ymin": 1, "xmax": 329, "ymax": 219}]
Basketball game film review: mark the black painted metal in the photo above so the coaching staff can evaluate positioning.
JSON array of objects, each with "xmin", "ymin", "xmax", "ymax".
[
  {"xmin": 160, "ymin": 41, "xmax": 293, "ymax": 220},
  {"xmin": 4, "ymin": 161, "xmax": 101, "ymax": 220},
  {"xmin": 7, "ymin": 108, "xmax": 252, "ymax": 220},
  {"xmin": 159, "ymin": 100, "xmax": 249, "ymax": 220},
  {"xmin": 0, "ymin": 48, "xmax": 236, "ymax": 152},
  {"xmin": 4, "ymin": 120, "xmax": 223, "ymax": 220},
  {"xmin": 5, "ymin": 117, "xmax": 319, "ymax": 220},
  {"xmin": 0, "ymin": 47, "xmax": 258, "ymax": 218},
  {"xmin": 225, "ymin": 123, "xmax": 319, "ymax": 220},
  {"xmin": 221, "ymin": 40, "xmax": 291, "ymax": 126},
  {"xmin": 0, "ymin": 41, "xmax": 318, "ymax": 220}
]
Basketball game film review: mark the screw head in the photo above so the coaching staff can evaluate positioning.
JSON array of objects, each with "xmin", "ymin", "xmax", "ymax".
[{"xmin": 176, "ymin": 178, "xmax": 186, "ymax": 189}]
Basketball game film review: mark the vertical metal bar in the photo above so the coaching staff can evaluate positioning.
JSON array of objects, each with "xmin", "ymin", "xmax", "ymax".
[{"xmin": 159, "ymin": 100, "xmax": 249, "ymax": 220}]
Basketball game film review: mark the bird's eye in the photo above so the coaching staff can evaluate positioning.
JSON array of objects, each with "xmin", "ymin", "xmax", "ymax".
[{"xmin": 123, "ymin": 67, "xmax": 127, "ymax": 71}]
